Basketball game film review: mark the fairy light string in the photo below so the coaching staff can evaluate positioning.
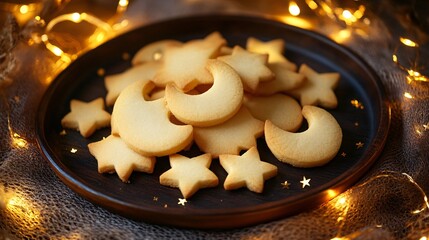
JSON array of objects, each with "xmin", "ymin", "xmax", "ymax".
[
  {"xmin": 31, "ymin": 0, "xmax": 129, "ymax": 69},
  {"xmin": 329, "ymin": 171, "xmax": 429, "ymax": 239},
  {"xmin": 393, "ymin": 37, "xmax": 428, "ymax": 83}
]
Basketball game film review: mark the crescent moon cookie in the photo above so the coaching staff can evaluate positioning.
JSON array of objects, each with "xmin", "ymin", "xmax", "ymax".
[
  {"xmin": 61, "ymin": 98, "xmax": 111, "ymax": 138},
  {"xmin": 217, "ymin": 45, "xmax": 274, "ymax": 92},
  {"xmin": 104, "ymin": 61, "xmax": 161, "ymax": 106},
  {"xmin": 264, "ymin": 105, "xmax": 342, "ymax": 168},
  {"xmin": 219, "ymin": 147, "xmax": 278, "ymax": 193},
  {"xmin": 246, "ymin": 37, "xmax": 297, "ymax": 71},
  {"xmin": 244, "ymin": 93, "xmax": 303, "ymax": 132},
  {"xmin": 131, "ymin": 39, "xmax": 182, "ymax": 65},
  {"xmin": 154, "ymin": 32, "xmax": 226, "ymax": 91},
  {"xmin": 289, "ymin": 64, "xmax": 340, "ymax": 109},
  {"xmin": 165, "ymin": 59, "xmax": 243, "ymax": 127},
  {"xmin": 112, "ymin": 79, "xmax": 193, "ymax": 157},
  {"xmin": 159, "ymin": 153, "xmax": 218, "ymax": 198},
  {"xmin": 88, "ymin": 135, "xmax": 156, "ymax": 182},
  {"xmin": 193, "ymin": 106, "xmax": 264, "ymax": 158}
]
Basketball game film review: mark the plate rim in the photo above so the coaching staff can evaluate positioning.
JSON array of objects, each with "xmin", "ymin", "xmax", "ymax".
[{"xmin": 35, "ymin": 14, "xmax": 391, "ymax": 229}]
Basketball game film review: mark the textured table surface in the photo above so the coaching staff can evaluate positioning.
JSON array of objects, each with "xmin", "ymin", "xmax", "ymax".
[{"xmin": 0, "ymin": 0, "xmax": 428, "ymax": 239}]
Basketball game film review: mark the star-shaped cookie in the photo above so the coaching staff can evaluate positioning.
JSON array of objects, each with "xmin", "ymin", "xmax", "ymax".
[
  {"xmin": 246, "ymin": 37, "xmax": 296, "ymax": 71},
  {"xmin": 88, "ymin": 135, "xmax": 156, "ymax": 182},
  {"xmin": 290, "ymin": 64, "xmax": 340, "ymax": 109},
  {"xmin": 61, "ymin": 98, "xmax": 111, "ymax": 138},
  {"xmin": 104, "ymin": 61, "xmax": 161, "ymax": 106},
  {"xmin": 154, "ymin": 32, "xmax": 226, "ymax": 91},
  {"xmin": 218, "ymin": 46, "xmax": 274, "ymax": 92},
  {"xmin": 193, "ymin": 106, "xmax": 264, "ymax": 158},
  {"xmin": 253, "ymin": 62, "xmax": 305, "ymax": 95},
  {"xmin": 219, "ymin": 147, "xmax": 278, "ymax": 193},
  {"xmin": 159, "ymin": 153, "xmax": 218, "ymax": 198}
]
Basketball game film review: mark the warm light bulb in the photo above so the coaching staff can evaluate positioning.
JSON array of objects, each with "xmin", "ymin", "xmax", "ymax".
[
  {"xmin": 119, "ymin": 0, "xmax": 129, "ymax": 7},
  {"xmin": 400, "ymin": 37, "xmax": 418, "ymax": 47},
  {"xmin": 50, "ymin": 44, "xmax": 64, "ymax": 57},
  {"xmin": 71, "ymin": 12, "xmax": 82, "ymax": 23},
  {"xmin": 404, "ymin": 92, "xmax": 413, "ymax": 99},
  {"xmin": 326, "ymin": 189, "xmax": 338, "ymax": 199},
  {"xmin": 306, "ymin": 0, "xmax": 318, "ymax": 10},
  {"xmin": 289, "ymin": 1, "xmax": 301, "ymax": 16},
  {"xmin": 19, "ymin": 5, "xmax": 29, "ymax": 14},
  {"xmin": 342, "ymin": 10, "xmax": 353, "ymax": 20},
  {"xmin": 338, "ymin": 197, "xmax": 347, "ymax": 205},
  {"xmin": 11, "ymin": 133, "xmax": 28, "ymax": 149}
]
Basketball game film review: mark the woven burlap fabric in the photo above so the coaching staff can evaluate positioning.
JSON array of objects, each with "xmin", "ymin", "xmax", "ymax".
[{"xmin": 1, "ymin": 1, "xmax": 428, "ymax": 239}]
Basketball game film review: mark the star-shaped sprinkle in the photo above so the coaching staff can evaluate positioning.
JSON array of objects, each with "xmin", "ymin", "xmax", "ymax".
[
  {"xmin": 61, "ymin": 98, "xmax": 111, "ymax": 138},
  {"xmin": 88, "ymin": 135, "xmax": 156, "ymax": 182},
  {"xmin": 423, "ymin": 123, "xmax": 429, "ymax": 131},
  {"xmin": 341, "ymin": 152, "xmax": 347, "ymax": 157},
  {"xmin": 281, "ymin": 180, "xmax": 291, "ymax": 189},
  {"xmin": 70, "ymin": 148, "xmax": 77, "ymax": 153},
  {"xmin": 178, "ymin": 198, "xmax": 187, "ymax": 206},
  {"xmin": 218, "ymin": 46, "xmax": 274, "ymax": 92},
  {"xmin": 153, "ymin": 196, "xmax": 158, "ymax": 201},
  {"xmin": 300, "ymin": 176, "xmax": 311, "ymax": 188},
  {"xmin": 356, "ymin": 141, "xmax": 364, "ymax": 149},
  {"xmin": 219, "ymin": 147, "xmax": 278, "ymax": 193},
  {"xmin": 159, "ymin": 153, "xmax": 218, "ymax": 198},
  {"xmin": 253, "ymin": 62, "xmax": 305, "ymax": 95},
  {"xmin": 154, "ymin": 32, "xmax": 226, "ymax": 91},
  {"xmin": 246, "ymin": 37, "xmax": 297, "ymax": 70},
  {"xmin": 290, "ymin": 64, "xmax": 340, "ymax": 109},
  {"xmin": 350, "ymin": 99, "xmax": 365, "ymax": 109}
]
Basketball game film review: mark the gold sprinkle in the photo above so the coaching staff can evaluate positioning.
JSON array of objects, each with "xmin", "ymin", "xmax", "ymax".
[
  {"xmin": 164, "ymin": 204, "xmax": 168, "ymax": 208},
  {"xmin": 350, "ymin": 99, "xmax": 364, "ymax": 109},
  {"xmin": 341, "ymin": 152, "xmax": 347, "ymax": 157},
  {"xmin": 178, "ymin": 198, "xmax": 187, "ymax": 206},
  {"xmin": 60, "ymin": 130, "xmax": 67, "ymax": 136},
  {"xmin": 423, "ymin": 124, "xmax": 429, "ymax": 131},
  {"xmin": 356, "ymin": 141, "xmax": 364, "ymax": 149},
  {"xmin": 281, "ymin": 180, "xmax": 291, "ymax": 189},
  {"xmin": 300, "ymin": 176, "xmax": 311, "ymax": 188},
  {"xmin": 70, "ymin": 148, "xmax": 77, "ymax": 153},
  {"xmin": 97, "ymin": 68, "xmax": 105, "ymax": 76},
  {"xmin": 153, "ymin": 196, "xmax": 158, "ymax": 201},
  {"xmin": 354, "ymin": 122, "xmax": 359, "ymax": 127}
]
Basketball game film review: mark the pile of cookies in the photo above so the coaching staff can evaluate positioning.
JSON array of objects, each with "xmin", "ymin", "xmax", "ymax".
[{"xmin": 61, "ymin": 32, "xmax": 342, "ymax": 199}]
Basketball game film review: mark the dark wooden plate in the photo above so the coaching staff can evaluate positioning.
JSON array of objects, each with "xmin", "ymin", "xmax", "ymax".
[{"xmin": 36, "ymin": 15, "xmax": 390, "ymax": 229}]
